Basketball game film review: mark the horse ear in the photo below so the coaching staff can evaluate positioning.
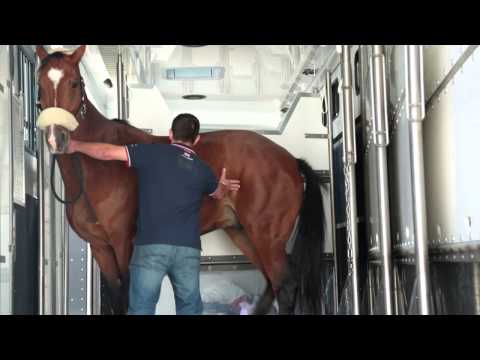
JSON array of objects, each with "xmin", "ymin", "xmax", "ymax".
[
  {"xmin": 36, "ymin": 46, "xmax": 49, "ymax": 61},
  {"xmin": 70, "ymin": 45, "xmax": 87, "ymax": 63}
]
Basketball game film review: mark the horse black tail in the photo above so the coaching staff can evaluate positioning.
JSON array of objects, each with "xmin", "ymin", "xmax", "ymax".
[{"xmin": 291, "ymin": 159, "xmax": 325, "ymax": 314}]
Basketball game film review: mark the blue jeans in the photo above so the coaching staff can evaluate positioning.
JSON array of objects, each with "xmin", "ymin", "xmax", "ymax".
[{"xmin": 128, "ymin": 244, "xmax": 203, "ymax": 315}]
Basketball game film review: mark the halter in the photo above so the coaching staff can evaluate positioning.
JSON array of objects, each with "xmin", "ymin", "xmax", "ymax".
[
  {"xmin": 36, "ymin": 74, "xmax": 97, "ymax": 222},
  {"xmin": 36, "ymin": 76, "xmax": 87, "ymax": 119}
]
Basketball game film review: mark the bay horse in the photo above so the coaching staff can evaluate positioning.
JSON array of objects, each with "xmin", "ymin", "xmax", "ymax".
[{"xmin": 36, "ymin": 45, "xmax": 326, "ymax": 315}]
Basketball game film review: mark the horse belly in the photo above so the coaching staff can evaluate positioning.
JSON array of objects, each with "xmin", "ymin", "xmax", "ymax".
[{"xmin": 67, "ymin": 159, "xmax": 137, "ymax": 246}]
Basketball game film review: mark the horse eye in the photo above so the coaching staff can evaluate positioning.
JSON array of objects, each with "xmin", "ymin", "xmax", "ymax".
[{"xmin": 71, "ymin": 80, "xmax": 80, "ymax": 88}]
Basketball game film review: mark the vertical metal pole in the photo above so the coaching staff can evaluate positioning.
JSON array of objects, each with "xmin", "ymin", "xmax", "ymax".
[
  {"xmin": 121, "ymin": 49, "xmax": 127, "ymax": 120},
  {"xmin": 125, "ymin": 83, "xmax": 129, "ymax": 120},
  {"xmin": 325, "ymin": 71, "xmax": 339, "ymax": 314},
  {"xmin": 116, "ymin": 49, "xmax": 123, "ymax": 119},
  {"xmin": 370, "ymin": 45, "xmax": 394, "ymax": 314},
  {"xmin": 62, "ymin": 206, "xmax": 69, "ymax": 315},
  {"xmin": 44, "ymin": 153, "xmax": 53, "ymax": 315},
  {"xmin": 86, "ymin": 244, "xmax": 93, "ymax": 315},
  {"xmin": 341, "ymin": 45, "xmax": 360, "ymax": 315},
  {"xmin": 405, "ymin": 45, "xmax": 431, "ymax": 315},
  {"xmin": 121, "ymin": 60, "xmax": 127, "ymax": 120},
  {"xmin": 9, "ymin": 56, "xmax": 16, "ymax": 315},
  {"xmin": 472, "ymin": 262, "xmax": 480, "ymax": 315},
  {"xmin": 367, "ymin": 266, "xmax": 374, "ymax": 314},
  {"xmin": 38, "ymin": 135, "xmax": 45, "ymax": 315},
  {"xmin": 92, "ymin": 260, "xmax": 102, "ymax": 315},
  {"xmin": 393, "ymin": 265, "xmax": 400, "ymax": 315}
]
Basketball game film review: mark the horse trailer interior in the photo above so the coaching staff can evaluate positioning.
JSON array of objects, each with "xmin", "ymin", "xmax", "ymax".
[{"xmin": 0, "ymin": 45, "xmax": 479, "ymax": 315}]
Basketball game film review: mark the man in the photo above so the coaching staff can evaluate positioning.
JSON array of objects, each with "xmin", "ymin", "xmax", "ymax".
[{"xmin": 67, "ymin": 113, "xmax": 240, "ymax": 315}]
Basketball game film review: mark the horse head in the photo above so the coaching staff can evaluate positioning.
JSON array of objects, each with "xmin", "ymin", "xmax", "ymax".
[{"xmin": 36, "ymin": 45, "xmax": 87, "ymax": 154}]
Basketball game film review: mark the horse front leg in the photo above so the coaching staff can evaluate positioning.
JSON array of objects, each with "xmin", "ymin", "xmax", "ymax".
[{"xmin": 89, "ymin": 240, "xmax": 124, "ymax": 315}]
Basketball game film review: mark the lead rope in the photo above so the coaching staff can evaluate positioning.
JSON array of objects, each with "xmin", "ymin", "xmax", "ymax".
[{"xmin": 50, "ymin": 153, "xmax": 84, "ymax": 204}]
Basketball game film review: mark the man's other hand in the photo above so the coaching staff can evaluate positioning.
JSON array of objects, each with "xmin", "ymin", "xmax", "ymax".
[{"xmin": 220, "ymin": 168, "xmax": 241, "ymax": 192}]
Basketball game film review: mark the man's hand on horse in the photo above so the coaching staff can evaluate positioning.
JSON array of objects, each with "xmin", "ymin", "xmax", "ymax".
[
  {"xmin": 220, "ymin": 168, "xmax": 241, "ymax": 192},
  {"xmin": 66, "ymin": 139, "xmax": 78, "ymax": 154},
  {"xmin": 210, "ymin": 168, "xmax": 240, "ymax": 200}
]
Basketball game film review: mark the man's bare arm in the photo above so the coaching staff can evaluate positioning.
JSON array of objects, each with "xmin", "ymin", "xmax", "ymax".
[{"xmin": 67, "ymin": 139, "xmax": 127, "ymax": 162}]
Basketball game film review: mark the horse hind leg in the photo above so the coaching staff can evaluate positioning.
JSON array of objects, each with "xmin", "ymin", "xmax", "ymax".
[
  {"xmin": 253, "ymin": 281, "xmax": 276, "ymax": 315},
  {"xmin": 276, "ymin": 257, "xmax": 298, "ymax": 314},
  {"xmin": 222, "ymin": 225, "xmax": 275, "ymax": 315},
  {"xmin": 249, "ymin": 234, "xmax": 298, "ymax": 315},
  {"xmin": 223, "ymin": 226, "xmax": 264, "ymax": 272}
]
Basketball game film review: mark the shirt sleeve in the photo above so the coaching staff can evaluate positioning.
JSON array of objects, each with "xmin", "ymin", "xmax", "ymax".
[
  {"xmin": 125, "ymin": 144, "xmax": 152, "ymax": 169},
  {"xmin": 204, "ymin": 165, "xmax": 219, "ymax": 196}
]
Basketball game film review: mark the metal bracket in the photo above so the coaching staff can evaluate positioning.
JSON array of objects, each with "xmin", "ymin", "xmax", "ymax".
[
  {"xmin": 315, "ymin": 170, "xmax": 331, "ymax": 183},
  {"xmin": 200, "ymin": 255, "xmax": 255, "ymax": 272},
  {"xmin": 200, "ymin": 255, "xmax": 250, "ymax": 265},
  {"xmin": 305, "ymin": 133, "xmax": 328, "ymax": 139}
]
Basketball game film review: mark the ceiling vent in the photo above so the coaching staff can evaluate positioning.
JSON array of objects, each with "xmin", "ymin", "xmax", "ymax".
[{"xmin": 182, "ymin": 94, "xmax": 206, "ymax": 100}]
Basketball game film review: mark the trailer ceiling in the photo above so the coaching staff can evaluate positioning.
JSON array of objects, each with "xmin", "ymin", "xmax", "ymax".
[{"xmin": 43, "ymin": 45, "xmax": 325, "ymax": 130}]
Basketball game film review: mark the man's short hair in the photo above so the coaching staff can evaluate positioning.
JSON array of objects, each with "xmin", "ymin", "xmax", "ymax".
[{"xmin": 171, "ymin": 113, "xmax": 200, "ymax": 143}]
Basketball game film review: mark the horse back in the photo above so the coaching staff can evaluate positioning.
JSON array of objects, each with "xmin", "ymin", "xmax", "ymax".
[{"xmin": 196, "ymin": 130, "xmax": 301, "ymax": 180}]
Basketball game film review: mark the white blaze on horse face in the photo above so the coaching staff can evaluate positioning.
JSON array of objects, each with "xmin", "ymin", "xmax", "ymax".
[
  {"xmin": 47, "ymin": 68, "xmax": 64, "ymax": 107},
  {"xmin": 47, "ymin": 124, "xmax": 58, "ymax": 152}
]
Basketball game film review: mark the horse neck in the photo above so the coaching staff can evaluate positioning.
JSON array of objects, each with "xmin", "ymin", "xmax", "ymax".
[
  {"xmin": 71, "ymin": 97, "xmax": 110, "ymax": 142},
  {"xmin": 74, "ymin": 97, "xmax": 169, "ymax": 145}
]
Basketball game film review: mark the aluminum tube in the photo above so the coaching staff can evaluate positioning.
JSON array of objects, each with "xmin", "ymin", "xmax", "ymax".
[
  {"xmin": 376, "ymin": 150, "xmax": 393, "ymax": 314},
  {"xmin": 38, "ymin": 135, "xmax": 45, "ymax": 315},
  {"xmin": 341, "ymin": 45, "xmax": 360, "ymax": 315},
  {"xmin": 116, "ymin": 51, "xmax": 123, "ymax": 119},
  {"xmin": 405, "ymin": 45, "xmax": 431, "ymax": 315},
  {"xmin": 325, "ymin": 71, "xmax": 339, "ymax": 314},
  {"xmin": 120, "ymin": 54, "xmax": 126, "ymax": 120},
  {"xmin": 409, "ymin": 122, "xmax": 430, "ymax": 314},
  {"xmin": 367, "ymin": 266, "xmax": 374, "ymax": 314},
  {"xmin": 62, "ymin": 206, "xmax": 69, "ymax": 315},
  {"xmin": 92, "ymin": 260, "xmax": 102, "ymax": 315},
  {"xmin": 86, "ymin": 244, "xmax": 92, "ymax": 315},
  {"xmin": 393, "ymin": 266, "xmax": 399, "ymax": 315},
  {"xmin": 347, "ymin": 167, "xmax": 360, "ymax": 315},
  {"xmin": 473, "ymin": 262, "xmax": 480, "ymax": 315},
  {"xmin": 371, "ymin": 45, "xmax": 394, "ymax": 315}
]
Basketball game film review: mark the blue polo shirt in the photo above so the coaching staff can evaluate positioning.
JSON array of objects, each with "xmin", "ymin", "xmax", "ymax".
[{"xmin": 125, "ymin": 143, "xmax": 218, "ymax": 250}]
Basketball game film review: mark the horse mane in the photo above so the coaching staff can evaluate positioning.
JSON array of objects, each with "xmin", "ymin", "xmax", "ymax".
[
  {"xmin": 111, "ymin": 119, "xmax": 130, "ymax": 125},
  {"xmin": 111, "ymin": 119, "xmax": 137, "ymax": 128}
]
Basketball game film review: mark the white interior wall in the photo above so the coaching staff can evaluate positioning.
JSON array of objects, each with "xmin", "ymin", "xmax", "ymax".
[
  {"xmin": 266, "ymin": 96, "xmax": 329, "ymax": 171},
  {"xmin": 423, "ymin": 45, "xmax": 480, "ymax": 243},
  {"xmin": 79, "ymin": 46, "xmax": 117, "ymax": 119},
  {"xmin": 167, "ymin": 99, "xmax": 281, "ymax": 130},
  {"xmin": 127, "ymin": 87, "xmax": 172, "ymax": 134}
]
